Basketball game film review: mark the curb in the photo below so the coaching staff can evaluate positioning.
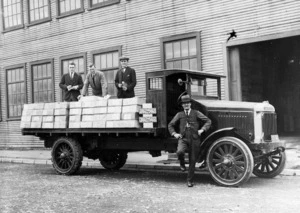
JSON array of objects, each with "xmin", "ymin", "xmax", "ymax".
[
  {"xmin": 1, "ymin": 157, "xmax": 299, "ymax": 176},
  {"xmin": 0, "ymin": 157, "xmax": 181, "ymax": 171}
]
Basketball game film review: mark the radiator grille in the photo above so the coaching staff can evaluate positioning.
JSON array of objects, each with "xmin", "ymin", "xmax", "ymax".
[
  {"xmin": 262, "ymin": 113, "xmax": 277, "ymax": 141},
  {"xmin": 213, "ymin": 111, "xmax": 254, "ymax": 140}
]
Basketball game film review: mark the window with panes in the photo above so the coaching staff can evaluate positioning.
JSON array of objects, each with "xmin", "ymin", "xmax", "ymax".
[
  {"xmin": 164, "ymin": 38, "xmax": 197, "ymax": 70},
  {"xmin": 93, "ymin": 51, "xmax": 119, "ymax": 97},
  {"xmin": 2, "ymin": 0, "xmax": 23, "ymax": 30},
  {"xmin": 31, "ymin": 62, "xmax": 54, "ymax": 103},
  {"xmin": 58, "ymin": 0, "xmax": 83, "ymax": 16},
  {"xmin": 61, "ymin": 57, "xmax": 85, "ymax": 82},
  {"xmin": 28, "ymin": 0, "xmax": 51, "ymax": 24},
  {"xmin": 6, "ymin": 66, "xmax": 26, "ymax": 118},
  {"xmin": 88, "ymin": 0, "xmax": 120, "ymax": 9},
  {"xmin": 162, "ymin": 32, "xmax": 201, "ymax": 70}
]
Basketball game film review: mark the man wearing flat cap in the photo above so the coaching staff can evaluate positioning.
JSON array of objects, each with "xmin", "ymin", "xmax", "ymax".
[
  {"xmin": 168, "ymin": 94, "xmax": 211, "ymax": 187},
  {"xmin": 114, "ymin": 56, "xmax": 136, "ymax": 98},
  {"xmin": 80, "ymin": 63, "xmax": 108, "ymax": 98}
]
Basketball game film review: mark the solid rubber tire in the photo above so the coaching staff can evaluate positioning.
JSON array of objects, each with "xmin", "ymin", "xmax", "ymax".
[
  {"xmin": 51, "ymin": 137, "xmax": 83, "ymax": 175},
  {"xmin": 207, "ymin": 137, "xmax": 254, "ymax": 187}
]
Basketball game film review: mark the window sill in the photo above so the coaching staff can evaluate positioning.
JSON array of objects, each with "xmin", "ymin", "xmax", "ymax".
[
  {"xmin": 87, "ymin": 0, "xmax": 120, "ymax": 11},
  {"xmin": 2, "ymin": 24, "xmax": 24, "ymax": 33},
  {"xmin": 27, "ymin": 18, "xmax": 52, "ymax": 27},
  {"xmin": 56, "ymin": 8, "xmax": 85, "ymax": 19},
  {"xmin": 6, "ymin": 117, "xmax": 21, "ymax": 121}
]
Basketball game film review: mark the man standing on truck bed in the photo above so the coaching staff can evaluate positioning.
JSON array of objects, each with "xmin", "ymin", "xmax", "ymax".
[
  {"xmin": 168, "ymin": 94, "xmax": 211, "ymax": 187},
  {"xmin": 59, "ymin": 62, "xmax": 83, "ymax": 102},
  {"xmin": 79, "ymin": 63, "xmax": 108, "ymax": 99},
  {"xmin": 114, "ymin": 56, "xmax": 136, "ymax": 98}
]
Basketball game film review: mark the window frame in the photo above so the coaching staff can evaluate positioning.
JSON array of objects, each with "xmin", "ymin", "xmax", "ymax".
[
  {"xmin": 160, "ymin": 32, "xmax": 202, "ymax": 70},
  {"xmin": 56, "ymin": 0, "xmax": 84, "ymax": 19},
  {"xmin": 1, "ymin": 0, "xmax": 24, "ymax": 32},
  {"xmin": 29, "ymin": 58, "xmax": 55, "ymax": 103},
  {"xmin": 87, "ymin": 0, "xmax": 120, "ymax": 11},
  {"xmin": 5, "ymin": 63, "xmax": 27, "ymax": 120},
  {"xmin": 91, "ymin": 45, "xmax": 122, "ymax": 97},
  {"xmin": 59, "ymin": 52, "xmax": 87, "ymax": 101},
  {"xmin": 0, "ymin": 89, "xmax": 2, "ymax": 121},
  {"xmin": 27, "ymin": 0, "xmax": 51, "ymax": 26}
]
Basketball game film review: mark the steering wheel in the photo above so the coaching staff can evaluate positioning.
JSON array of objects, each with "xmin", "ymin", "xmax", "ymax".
[{"xmin": 177, "ymin": 91, "xmax": 188, "ymax": 105}]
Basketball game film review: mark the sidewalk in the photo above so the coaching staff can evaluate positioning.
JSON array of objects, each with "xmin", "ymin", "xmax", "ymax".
[
  {"xmin": 1, "ymin": 143, "xmax": 300, "ymax": 176},
  {"xmin": 0, "ymin": 149, "xmax": 179, "ymax": 171}
]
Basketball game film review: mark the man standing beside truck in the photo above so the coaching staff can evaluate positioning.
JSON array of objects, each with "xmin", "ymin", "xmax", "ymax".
[
  {"xmin": 168, "ymin": 94, "xmax": 211, "ymax": 187},
  {"xmin": 79, "ymin": 63, "xmax": 108, "ymax": 98},
  {"xmin": 114, "ymin": 56, "xmax": 136, "ymax": 98},
  {"xmin": 59, "ymin": 62, "xmax": 83, "ymax": 102}
]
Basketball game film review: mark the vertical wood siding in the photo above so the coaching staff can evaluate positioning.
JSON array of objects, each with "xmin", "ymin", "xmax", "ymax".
[{"xmin": 1, "ymin": 0, "xmax": 300, "ymax": 147}]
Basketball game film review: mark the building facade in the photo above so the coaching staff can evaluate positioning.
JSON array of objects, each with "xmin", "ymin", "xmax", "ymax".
[{"xmin": 1, "ymin": 0, "xmax": 300, "ymax": 148}]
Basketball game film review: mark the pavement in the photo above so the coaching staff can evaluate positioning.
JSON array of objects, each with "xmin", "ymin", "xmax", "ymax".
[{"xmin": 0, "ymin": 136, "xmax": 300, "ymax": 176}]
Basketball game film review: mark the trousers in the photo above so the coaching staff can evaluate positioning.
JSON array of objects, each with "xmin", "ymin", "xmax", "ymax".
[{"xmin": 176, "ymin": 128, "xmax": 200, "ymax": 182}]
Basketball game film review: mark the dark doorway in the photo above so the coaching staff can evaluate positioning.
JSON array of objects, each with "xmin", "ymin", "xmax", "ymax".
[{"xmin": 228, "ymin": 36, "xmax": 300, "ymax": 134}]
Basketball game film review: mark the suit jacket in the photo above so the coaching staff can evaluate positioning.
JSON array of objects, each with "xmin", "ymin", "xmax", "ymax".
[
  {"xmin": 59, "ymin": 72, "xmax": 83, "ymax": 102},
  {"xmin": 168, "ymin": 109, "xmax": 211, "ymax": 140},
  {"xmin": 114, "ymin": 66, "xmax": 136, "ymax": 98},
  {"xmin": 82, "ymin": 70, "xmax": 107, "ymax": 97}
]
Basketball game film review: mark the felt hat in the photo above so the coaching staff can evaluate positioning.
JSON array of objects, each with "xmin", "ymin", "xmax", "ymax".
[{"xmin": 181, "ymin": 94, "xmax": 191, "ymax": 103}]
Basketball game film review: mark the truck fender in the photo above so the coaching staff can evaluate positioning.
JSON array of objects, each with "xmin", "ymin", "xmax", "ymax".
[{"xmin": 199, "ymin": 127, "xmax": 244, "ymax": 162}]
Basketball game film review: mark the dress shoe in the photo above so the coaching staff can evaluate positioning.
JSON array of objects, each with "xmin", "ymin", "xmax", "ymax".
[
  {"xmin": 180, "ymin": 165, "xmax": 186, "ymax": 172},
  {"xmin": 187, "ymin": 181, "xmax": 194, "ymax": 187},
  {"xmin": 199, "ymin": 161, "xmax": 207, "ymax": 169}
]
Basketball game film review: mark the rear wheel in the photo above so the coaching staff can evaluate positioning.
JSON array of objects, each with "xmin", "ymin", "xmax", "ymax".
[
  {"xmin": 51, "ymin": 137, "xmax": 83, "ymax": 175},
  {"xmin": 207, "ymin": 137, "xmax": 254, "ymax": 187},
  {"xmin": 253, "ymin": 151, "xmax": 286, "ymax": 178},
  {"xmin": 99, "ymin": 150, "xmax": 128, "ymax": 170}
]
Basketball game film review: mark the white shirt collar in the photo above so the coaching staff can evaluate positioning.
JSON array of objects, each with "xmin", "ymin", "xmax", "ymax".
[{"xmin": 185, "ymin": 108, "xmax": 191, "ymax": 115}]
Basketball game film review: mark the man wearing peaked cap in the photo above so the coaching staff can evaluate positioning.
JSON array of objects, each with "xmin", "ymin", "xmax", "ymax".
[
  {"xmin": 168, "ymin": 94, "xmax": 211, "ymax": 187},
  {"xmin": 119, "ymin": 56, "xmax": 130, "ymax": 61},
  {"xmin": 115, "ymin": 56, "xmax": 137, "ymax": 98}
]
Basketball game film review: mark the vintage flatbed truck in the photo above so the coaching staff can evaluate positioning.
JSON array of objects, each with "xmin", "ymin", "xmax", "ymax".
[{"xmin": 21, "ymin": 69, "xmax": 286, "ymax": 187}]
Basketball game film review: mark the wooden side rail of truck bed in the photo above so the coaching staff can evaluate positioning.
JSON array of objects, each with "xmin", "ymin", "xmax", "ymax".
[{"xmin": 21, "ymin": 127, "xmax": 166, "ymax": 137}]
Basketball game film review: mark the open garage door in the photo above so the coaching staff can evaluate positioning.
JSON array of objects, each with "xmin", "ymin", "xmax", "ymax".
[{"xmin": 228, "ymin": 36, "xmax": 300, "ymax": 134}]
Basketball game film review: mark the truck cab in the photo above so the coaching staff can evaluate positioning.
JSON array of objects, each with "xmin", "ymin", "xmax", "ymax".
[{"xmin": 146, "ymin": 69, "xmax": 222, "ymax": 131}]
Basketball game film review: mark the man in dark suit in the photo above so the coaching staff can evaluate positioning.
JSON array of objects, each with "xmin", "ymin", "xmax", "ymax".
[
  {"xmin": 80, "ymin": 63, "xmax": 108, "ymax": 98},
  {"xmin": 114, "ymin": 56, "xmax": 136, "ymax": 98},
  {"xmin": 168, "ymin": 94, "xmax": 211, "ymax": 187},
  {"xmin": 59, "ymin": 62, "xmax": 83, "ymax": 102}
]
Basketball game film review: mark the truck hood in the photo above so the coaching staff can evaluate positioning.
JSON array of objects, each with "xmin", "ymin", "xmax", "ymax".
[{"xmin": 195, "ymin": 99, "xmax": 275, "ymax": 112}]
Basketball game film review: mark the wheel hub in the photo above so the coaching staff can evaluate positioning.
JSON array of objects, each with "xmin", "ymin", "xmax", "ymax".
[
  {"xmin": 222, "ymin": 155, "xmax": 234, "ymax": 167},
  {"xmin": 60, "ymin": 151, "xmax": 69, "ymax": 159}
]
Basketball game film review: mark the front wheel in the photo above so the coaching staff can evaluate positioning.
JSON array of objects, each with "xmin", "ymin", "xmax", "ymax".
[
  {"xmin": 99, "ymin": 150, "xmax": 128, "ymax": 170},
  {"xmin": 207, "ymin": 137, "xmax": 254, "ymax": 187},
  {"xmin": 253, "ymin": 151, "xmax": 286, "ymax": 178},
  {"xmin": 51, "ymin": 137, "xmax": 83, "ymax": 175}
]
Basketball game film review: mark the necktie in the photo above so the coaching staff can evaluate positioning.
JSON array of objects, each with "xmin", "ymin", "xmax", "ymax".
[
  {"xmin": 92, "ymin": 74, "xmax": 96, "ymax": 85},
  {"xmin": 185, "ymin": 110, "xmax": 190, "ymax": 127}
]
